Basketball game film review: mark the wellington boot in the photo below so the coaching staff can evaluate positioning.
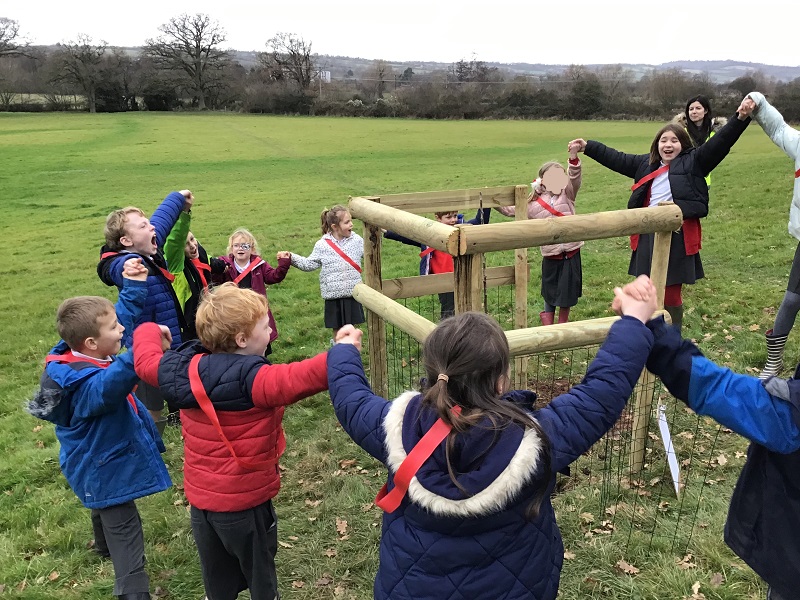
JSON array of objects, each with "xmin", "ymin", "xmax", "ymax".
[
  {"xmin": 539, "ymin": 311, "xmax": 555, "ymax": 326},
  {"xmin": 759, "ymin": 329, "xmax": 788, "ymax": 380},
  {"xmin": 557, "ymin": 307, "xmax": 570, "ymax": 324}
]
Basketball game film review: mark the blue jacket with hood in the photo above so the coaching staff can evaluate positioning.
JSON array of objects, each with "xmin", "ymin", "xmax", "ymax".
[
  {"xmin": 97, "ymin": 191, "xmax": 186, "ymax": 349},
  {"xmin": 27, "ymin": 279, "xmax": 171, "ymax": 509},
  {"xmin": 327, "ymin": 316, "xmax": 654, "ymax": 600}
]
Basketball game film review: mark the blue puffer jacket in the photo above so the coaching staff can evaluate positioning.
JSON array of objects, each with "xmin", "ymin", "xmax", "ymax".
[
  {"xmin": 328, "ymin": 316, "xmax": 654, "ymax": 600},
  {"xmin": 97, "ymin": 191, "xmax": 186, "ymax": 348},
  {"xmin": 26, "ymin": 280, "xmax": 171, "ymax": 509}
]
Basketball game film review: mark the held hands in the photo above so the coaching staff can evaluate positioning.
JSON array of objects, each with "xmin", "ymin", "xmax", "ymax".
[
  {"xmin": 157, "ymin": 325, "xmax": 173, "ymax": 352},
  {"xmin": 334, "ymin": 325, "xmax": 363, "ymax": 351},
  {"xmin": 122, "ymin": 257, "xmax": 148, "ymax": 281},
  {"xmin": 179, "ymin": 189, "xmax": 194, "ymax": 212},
  {"xmin": 276, "ymin": 251, "xmax": 291, "ymax": 260},
  {"xmin": 737, "ymin": 96, "xmax": 756, "ymax": 120},
  {"xmin": 611, "ymin": 275, "xmax": 658, "ymax": 324},
  {"xmin": 567, "ymin": 139, "xmax": 587, "ymax": 153}
]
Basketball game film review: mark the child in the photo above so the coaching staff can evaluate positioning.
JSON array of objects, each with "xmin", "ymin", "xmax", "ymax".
[
  {"xmin": 326, "ymin": 276, "xmax": 658, "ymax": 599},
  {"xmin": 569, "ymin": 97, "xmax": 753, "ymax": 332},
  {"xmin": 745, "ymin": 93, "xmax": 800, "ymax": 379},
  {"xmin": 97, "ymin": 189, "xmax": 194, "ymax": 423},
  {"xmin": 636, "ymin": 279, "xmax": 800, "ymax": 600},
  {"xmin": 27, "ymin": 259, "xmax": 171, "ymax": 600},
  {"xmin": 163, "ymin": 208, "xmax": 211, "ymax": 341},
  {"xmin": 210, "ymin": 227, "xmax": 291, "ymax": 356},
  {"xmin": 385, "ymin": 208, "xmax": 491, "ymax": 320},
  {"xmin": 132, "ymin": 283, "xmax": 333, "ymax": 600},
  {"xmin": 287, "ymin": 205, "xmax": 364, "ymax": 335},
  {"xmin": 496, "ymin": 145, "xmax": 583, "ymax": 325}
]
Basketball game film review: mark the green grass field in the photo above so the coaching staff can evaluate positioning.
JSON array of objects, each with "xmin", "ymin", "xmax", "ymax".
[{"xmin": 0, "ymin": 111, "xmax": 795, "ymax": 599}]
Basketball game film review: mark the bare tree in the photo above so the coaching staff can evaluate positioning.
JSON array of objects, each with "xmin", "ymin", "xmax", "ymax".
[
  {"xmin": 144, "ymin": 13, "xmax": 229, "ymax": 110},
  {"xmin": 51, "ymin": 35, "xmax": 107, "ymax": 113},
  {"xmin": 260, "ymin": 33, "xmax": 316, "ymax": 89},
  {"xmin": 0, "ymin": 17, "xmax": 30, "ymax": 57}
]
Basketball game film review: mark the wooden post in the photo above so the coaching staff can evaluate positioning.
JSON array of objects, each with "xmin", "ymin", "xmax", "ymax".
[
  {"xmin": 513, "ymin": 185, "xmax": 529, "ymax": 389},
  {"xmin": 352, "ymin": 283, "xmax": 437, "ymax": 343},
  {"xmin": 454, "ymin": 253, "xmax": 483, "ymax": 314},
  {"xmin": 630, "ymin": 228, "xmax": 674, "ymax": 474},
  {"xmin": 362, "ymin": 200, "xmax": 389, "ymax": 398}
]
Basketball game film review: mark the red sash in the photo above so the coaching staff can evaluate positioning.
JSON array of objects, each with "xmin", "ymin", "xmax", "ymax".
[
  {"xmin": 191, "ymin": 258, "xmax": 210, "ymax": 290},
  {"xmin": 535, "ymin": 197, "xmax": 566, "ymax": 217},
  {"xmin": 795, "ymin": 168, "xmax": 800, "ymax": 178},
  {"xmin": 101, "ymin": 251, "xmax": 174, "ymax": 283},
  {"xmin": 419, "ymin": 247, "xmax": 435, "ymax": 258},
  {"xmin": 631, "ymin": 163, "xmax": 669, "ymax": 191},
  {"xmin": 188, "ymin": 354, "xmax": 279, "ymax": 471},
  {"xmin": 375, "ymin": 405, "xmax": 462, "ymax": 513},
  {"xmin": 232, "ymin": 258, "xmax": 265, "ymax": 285},
  {"xmin": 324, "ymin": 239, "xmax": 362, "ymax": 273},
  {"xmin": 45, "ymin": 353, "xmax": 138, "ymax": 414}
]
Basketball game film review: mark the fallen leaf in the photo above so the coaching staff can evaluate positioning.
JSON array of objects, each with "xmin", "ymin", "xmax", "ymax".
[
  {"xmin": 676, "ymin": 554, "xmax": 696, "ymax": 570},
  {"xmin": 324, "ymin": 548, "xmax": 337, "ymax": 557},
  {"xmin": 278, "ymin": 541, "xmax": 293, "ymax": 549},
  {"xmin": 749, "ymin": 324, "xmax": 760, "ymax": 331},
  {"xmin": 615, "ymin": 559, "xmax": 639, "ymax": 575},
  {"xmin": 564, "ymin": 550, "xmax": 576, "ymax": 560},
  {"xmin": 336, "ymin": 517, "xmax": 348, "ymax": 537},
  {"xmin": 32, "ymin": 425, "xmax": 43, "ymax": 433},
  {"xmin": 716, "ymin": 454, "xmax": 728, "ymax": 467},
  {"xmin": 710, "ymin": 572, "xmax": 724, "ymax": 587},
  {"xmin": 292, "ymin": 580, "xmax": 305, "ymax": 589},
  {"xmin": 579, "ymin": 512, "xmax": 594, "ymax": 524},
  {"xmin": 315, "ymin": 575, "xmax": 333, "ymax": 587},
  {"xmin": 305, "ymin": 499, "xmax": 322, "ymax": 508},
  {"xmin": 361, "ymin": 503, "xmax": 374, "ymax": 512},
  {"xmin": 339, "ymin": 459, "xmax": 357, "ymax": 469}
]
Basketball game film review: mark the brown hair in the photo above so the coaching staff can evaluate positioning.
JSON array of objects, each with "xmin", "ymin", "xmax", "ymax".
[
  {"xmin": 226, "ymin": 228, "xmax": 260, "ymax": 256},
  {"xmin": 421, "ymin": 311, "xmax": 552, "ymax": 518},
  {"xmin": 56, "ymin": 296, "xmax": 115, "ymax": 350},
  {"xmin": 320, "ymin": 205, "xmax": 349, "ymax": 235},
  {"xmin": 648, "ymin": 124, "xmax": 693, "ymax": 165},
  {"xmin": 195, "ymin": 283, "xmax": 268, "ymax": 353},
  {"xmin": 104, "ymin": 207, "xmax": 145, "ymax": 251},
  {"xmin": 538, "ymin": 161, "xmax": 564, "ymax": 178},
  {"xmin": 434, "ymin": 210, "xmax": 459, "ymax": 219}
]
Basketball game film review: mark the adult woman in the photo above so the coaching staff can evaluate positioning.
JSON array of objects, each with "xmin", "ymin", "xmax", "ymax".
[
  {"xmin": 569, "ymin": 98, "xmax": 752, "ymax": 332},
  {"xmin": 674, "ymin": 95, "xmax": 728, "ymax": 187}
]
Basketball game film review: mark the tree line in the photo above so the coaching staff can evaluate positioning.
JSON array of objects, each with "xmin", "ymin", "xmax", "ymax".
[{"xmin": 2, "ymin": 14, "xmax": 800, "ymax": 120}]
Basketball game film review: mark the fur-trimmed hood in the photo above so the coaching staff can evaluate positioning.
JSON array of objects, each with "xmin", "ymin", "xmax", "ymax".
[
  {"xmin": 383, "ymin": 390, "xmax": 545, "ymax": 518},
  {"xmin": 673, "ymin": 112, "xmax": 728, "ymax": 133}
]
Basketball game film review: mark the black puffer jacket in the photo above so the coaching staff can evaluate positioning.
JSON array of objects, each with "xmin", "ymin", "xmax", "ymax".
[{"xmin": 584, "ymin": 113, "xmax": 750, "ymax": 220}]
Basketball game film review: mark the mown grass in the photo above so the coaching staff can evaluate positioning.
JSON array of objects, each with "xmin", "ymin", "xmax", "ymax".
[{"xmin": 0, "ymin": 111, "xmax": 793, "ymax": 598}]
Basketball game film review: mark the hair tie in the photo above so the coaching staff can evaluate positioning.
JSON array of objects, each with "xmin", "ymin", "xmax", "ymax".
[{"xmin": 437, "ymin": 373, "xmax": 449, "ymax": 383}]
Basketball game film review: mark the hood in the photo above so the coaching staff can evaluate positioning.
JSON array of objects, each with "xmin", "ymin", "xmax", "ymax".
[
  {"xmin": 97, "ymin": 246, "xmax": 132, "ymax": 287},
  {"xmin": 384, "ymin": 391, "xmax": 545, "ymax": 518},
  {"xmin": 27, "ymin": 341, "xmax": 99, "ymax": 426},
  {"xmin": 673, "ymin": 113, "xmax": 728, "ymax": 133}
]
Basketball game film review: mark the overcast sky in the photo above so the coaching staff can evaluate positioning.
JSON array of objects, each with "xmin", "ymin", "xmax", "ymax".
[{"xmin": 6, "ymin": 0, "xmax": 799, "ymax": 67}]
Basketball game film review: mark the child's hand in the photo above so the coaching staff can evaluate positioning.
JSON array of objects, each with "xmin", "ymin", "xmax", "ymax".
[
  {"xmin": 157, "ymin": 325, "xmax": 172, "ymax": 352},
  {"xmin": 611, "ymin": 275, "xmax": 658, "ymax": 323},
  {"xmin": 122, "ymin": 257, "xmax": 148, "ymax": 281},
  {"xmin": 567, "ymin": 139, "xmax": 587, "ymax": 153},
  {"xmin": 276, "ymin": 251, "xmax": 291, "ymax": 260},
  {"xmin": 179, "ymin": 190, "xmax": 194, "ymax": 212},
  {"xmin": 737, "ymin": 96, "xmax": 756, "ymax": 119},
  {"xmin": 334, "ymin": 325, "xmax": 363, "ymax": 351},
  {"xmin": 568, "ymin": 141, "xmax": 581, "ymax": 158}
]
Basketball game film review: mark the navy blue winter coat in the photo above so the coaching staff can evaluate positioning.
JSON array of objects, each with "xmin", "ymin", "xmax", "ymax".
[
  {"xmin": 27, "ymin": 279, "xmax": 171, "ymax": 509},
  {"xmin": 97, "ymin": 191, "xmax": 186, "ymax": 348},
  {"xmin": 327, "ymin": 316, "xmax": 654, "ymax": 599}
]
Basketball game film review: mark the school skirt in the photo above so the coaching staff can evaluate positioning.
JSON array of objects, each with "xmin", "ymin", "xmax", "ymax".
[
  {"xmin": 629, "ymin": 230, "xmax": 704, "ymax": 287},
  {"xmin": 541, "ymin": 250, "xmax": 582, "ymax": 307},
  {"xmin": 324, "ymin": 297, "xmax": 365, "ymax": 329}
]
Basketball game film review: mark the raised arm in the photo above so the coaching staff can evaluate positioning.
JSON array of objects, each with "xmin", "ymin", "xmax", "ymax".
[
  {"xmin": 645, "ymin": 317, "xmax": 800, "ymax": 453},
  {"xmin": 249, "ymin": 353, "xmax": 328, "ymax": 408},
  {"xmin": 579, "ymin": 138, "xmax": 647, "ymax": 180},
  {"xmin": 71, "ymin": 353, "xmax": 141, "ymax": 419},
  {"xmin": 383, "ymin": 230, "xmax": 424, "ymax": 248},
  {"xmin": 693, "ymin": 106, "xmax": 752, "ymax": 176},
  {"xmin": 290, "ymin": 240, "xmax": 324, "ymax": 272},
  {"xmin": 164, "ymin": 211, "xmax": 191, "ymax": 275},
  {"xmin": 749, "ymin": 91, "xmax": 800, "ymax": 161},
  {"xmin": 150, "ymin": 191, "xmax": 190, "ymax": 249},
  {"xmin": 327, "ymin": 343, "xmax": 392, "ymax": 462}
]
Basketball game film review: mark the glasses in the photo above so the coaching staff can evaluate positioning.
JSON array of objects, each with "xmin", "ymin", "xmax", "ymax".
[{"xmin": 232, "ymin": 243, "xmax": 252, "ymax": 250}]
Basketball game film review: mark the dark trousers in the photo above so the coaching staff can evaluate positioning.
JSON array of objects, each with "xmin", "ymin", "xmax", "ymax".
[
  {"xmin": 191, "ymin": 499, "xmax": 280, "ymax": 600},
  {"xmin": 438, "ymin": 292, "xmax": 455, "ymax": 320},
  {"xmin": 91, "ymin": 501, "xmax": 149, "ymax": 596}
]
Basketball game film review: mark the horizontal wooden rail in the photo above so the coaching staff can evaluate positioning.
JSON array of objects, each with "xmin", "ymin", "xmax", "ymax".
[
  {"xmin": 377, "ymin": 186, "xmax": 517, "ymax": 215},
  {"xmin": 352, "ymin": 283, "xmax": 437, "ymax": 343},
  {"xmin": 460, "ymin": 205, "xmax": 684, "ymax": 255},
  {"xmin": 349, "ymin": 196, "xmax": 459, "ymax": 254},
  {"xmin": 382, "ymin": 265, "xmax": 520, "ymax": 299}
]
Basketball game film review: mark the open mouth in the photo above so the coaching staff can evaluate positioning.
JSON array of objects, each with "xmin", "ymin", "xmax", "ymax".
[{"xmin": 151, "ymin": 234, "xmax": 157, "ymax": 247}]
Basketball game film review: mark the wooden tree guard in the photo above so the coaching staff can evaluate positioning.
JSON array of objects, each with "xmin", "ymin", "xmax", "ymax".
[
  {"xmin": 361, "ymin": 198, "xmax": 389, "ymax": 398},
  {"xmin": 513, "ymin": 184, "xmax": 530, "ymax": 389}
]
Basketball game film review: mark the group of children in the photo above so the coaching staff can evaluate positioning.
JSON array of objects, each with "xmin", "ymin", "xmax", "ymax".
[{"xmin": 26, "ymin": 90, "xmax": 800, "ymax": 600}]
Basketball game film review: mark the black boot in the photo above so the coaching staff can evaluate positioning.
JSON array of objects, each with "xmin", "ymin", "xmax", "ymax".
[
  {"xmin": 116, "ymin": 593, "xmax": 151, "ymax": 600},
  {"xmin": 665, "ymin": 305, "xmax": 683, "ymax": 334}
]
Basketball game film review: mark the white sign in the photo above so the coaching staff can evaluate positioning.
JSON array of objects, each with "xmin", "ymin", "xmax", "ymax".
[{"xmin": 657, "ymin": 404, "xmax": 682, "ymax": 497}]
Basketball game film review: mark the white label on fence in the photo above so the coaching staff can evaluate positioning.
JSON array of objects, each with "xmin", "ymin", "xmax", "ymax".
[{"xmin": 657, "ymin": 404, "xmax": 681, "ymax": 497}]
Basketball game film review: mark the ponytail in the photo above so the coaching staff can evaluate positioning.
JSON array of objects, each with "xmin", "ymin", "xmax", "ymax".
[{"xmin": 321, "ymin": 204, "xmax": 349, "ymax": 235}]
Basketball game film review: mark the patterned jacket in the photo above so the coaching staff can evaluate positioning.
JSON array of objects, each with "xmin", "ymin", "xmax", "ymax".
[{"xmin": 291, "ymin": 233, "xmax": 363, "ymax": 299}]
